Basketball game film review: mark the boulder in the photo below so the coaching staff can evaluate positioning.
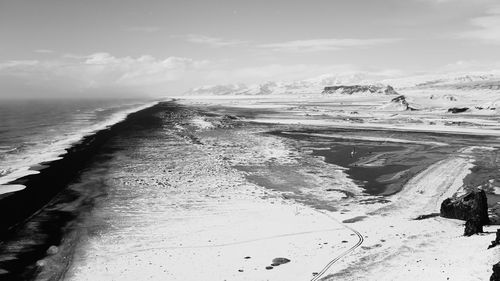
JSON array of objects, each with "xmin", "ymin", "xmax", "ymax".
[
  {"xmin": 440, "ymin": 190, "xmax": 489, "ymax": 225},
  {"xmin": 491, "ymin": 262, "xmax": 500, "ymax": 281},
  {"xmin": 271, "ymin": 257, "xmax": 291, "ymax": 266}
]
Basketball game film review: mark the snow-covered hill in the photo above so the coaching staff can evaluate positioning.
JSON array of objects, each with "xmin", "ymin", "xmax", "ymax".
[{"xmin": 183, "ymin": 71, "xmax": 500, "ymax": 97}]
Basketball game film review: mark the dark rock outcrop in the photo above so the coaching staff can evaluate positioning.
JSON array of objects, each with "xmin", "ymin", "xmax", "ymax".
[
  {"xmin": 491, "ymin": 262, "xmax": 500, "ymax": 281},
  {"xmin": 389, "ymin": 95, "xmax": 418, "ymax": 111},
  {"xmin": 488, "ymin": 229, "xmax": 500, "ymax": 249},
  {"xmin": 322, "ymin": 85, "xmax": 398, "ymax": 95},
  {"xmin": 448, "ymin": 107, "xmax": 469, "ymax": 113},
  {"xmin": 464, "ymin": 215, "xmax": 483, "ymax": 236},
  {"xmin": 440, "ymin": 190, "xmax": 489, "ymax": 225}
]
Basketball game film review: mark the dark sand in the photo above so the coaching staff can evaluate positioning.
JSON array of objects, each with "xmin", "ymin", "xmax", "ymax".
[{"xmin": 0, "ymin": 102, "xmax": 171, "ymax": 281}]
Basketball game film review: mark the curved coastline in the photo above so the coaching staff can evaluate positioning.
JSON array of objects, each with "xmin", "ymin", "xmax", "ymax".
[{"xmin": 0, "ymin": 101, "xmax": 161, "ymax": 238}]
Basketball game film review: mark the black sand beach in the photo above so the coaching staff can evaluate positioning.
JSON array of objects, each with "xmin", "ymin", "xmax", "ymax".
[
  {"xmin": 0, "ymin": 101, "xmax": 166, "ymax": 280},
  {"xmin": 2, "ymin": 101, "xmax": 500, "ymax": 280}
]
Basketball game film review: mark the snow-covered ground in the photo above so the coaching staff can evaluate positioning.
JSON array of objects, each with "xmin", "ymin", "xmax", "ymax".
[
  {"xmin": 47, "ymin": 73, "xmax": 500, "ymax": 281},
  {"xmin": 172, "ymin": 74, "xmax": 500, "ymax": 280}
]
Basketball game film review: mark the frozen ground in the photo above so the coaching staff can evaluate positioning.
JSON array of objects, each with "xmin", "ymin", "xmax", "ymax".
[
  {"xmin": 35, "ymin": 78, "xmax": 500, "ymax": 281},
  {"xmin": 173, "ymin": 86, "xmax": 500, "ymax": 280}
]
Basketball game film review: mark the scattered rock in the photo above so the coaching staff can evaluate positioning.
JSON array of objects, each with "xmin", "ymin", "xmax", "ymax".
[
  {"xmin": 488, "ymin": 229, "xmax": 500, "ymax": 249},
  {"xmin": 265, "ymin": 266, "xmax": 273, "ymax": 270},
  {"xmin": 440, "ymin": 190, "xmax": 489, "ymax": 225},
  {"xmin": 464, "ymin": 215, "xmax": 483, "ymax": 236},
  {"xmin": 491, "ymin": 262, "xmax": 500, "ymax": 281},
  {"xmin": 271, "ymin": 257, "xmax": 290, "ymax": 266},
  {"xmin": 244, "ymin": 256, "xmax": 251, "ymax": 259},
  {"xmin": 447, "ymin": 107, "xmax": 469, "ymax": 113}
]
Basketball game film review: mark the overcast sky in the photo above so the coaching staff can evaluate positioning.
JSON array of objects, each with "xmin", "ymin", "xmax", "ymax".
[{"xmin": 1, "ymin": 0, "xmax": 500, "ymax": 98}]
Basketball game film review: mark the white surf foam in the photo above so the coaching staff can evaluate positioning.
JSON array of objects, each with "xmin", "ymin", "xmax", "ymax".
[{"xmin": 0, "ymin": 101, "xmax": 159, "ymax": 194}]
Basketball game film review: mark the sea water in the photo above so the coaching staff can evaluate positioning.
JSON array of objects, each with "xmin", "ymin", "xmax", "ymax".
[{"xmin": 0, "ymin": 98, "xmax": 157, "ymax": 193}]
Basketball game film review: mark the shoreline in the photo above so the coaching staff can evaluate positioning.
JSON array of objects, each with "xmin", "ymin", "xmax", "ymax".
[
  {"xmin": 1, "ymin": 99, "xmax": 499, "ymax": 280},
  {"xmin": 0, "ymin": 101, "xmax": 165, "ymax": 280},
  {"xmin": 0, "ymin": 101, "xmax": 160, "ymax": 191}
]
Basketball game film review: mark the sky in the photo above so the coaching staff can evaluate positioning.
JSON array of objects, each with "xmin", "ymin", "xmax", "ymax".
[{"xmin": 0, "ymin": 0, "xmax": 500, "ymax": 98}]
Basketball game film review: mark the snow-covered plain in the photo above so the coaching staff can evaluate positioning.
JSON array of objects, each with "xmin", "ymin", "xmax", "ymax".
[
  {"xmin": 42, "ymin": 73, "xmax": 500, "ymax": 281},
  {"xmin": 170, "ymin": 73, "xmax": 500, "ymax": 280}
]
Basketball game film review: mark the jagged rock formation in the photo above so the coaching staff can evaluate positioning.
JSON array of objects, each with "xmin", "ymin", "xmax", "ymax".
[
  {"xmin": 393, "ymin": 95, "xmax": 417, "ymax": 111},
  {"xmin": 322, "ymin": 85, "xmax": 398, "ymax": 95},
  {"xmin": 378, "ymin": 95, "xmax": 418, "ymax": 111},
  {"xmin": 488, "ymin": 229, "xmax": 500, "ymax": 249},
  {"xmin": 448, "ymin": 107, "xmax": 469, "ymax": 113},
  {"xmin": 464, "ymin": 216, "xmax": 483, "ymax": 236},
  {"xmin": 491, "ymin": 262, "xmax": 500, "ymax": 281},
  {"xmin": 440, "ymin": 190, "xmax": 489, "ymax": 225}
]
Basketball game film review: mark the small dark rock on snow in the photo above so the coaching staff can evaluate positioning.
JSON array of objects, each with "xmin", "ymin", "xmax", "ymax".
[
  {"xmin": 448, "ymin": 107, "xmax": 469, "ymax": 113},
  {"xmin": 271, "ymin": 257, "xmax": 291, "ymax": 266}
]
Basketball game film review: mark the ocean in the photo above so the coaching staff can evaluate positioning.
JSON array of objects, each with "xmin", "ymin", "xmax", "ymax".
[
  {"xmin": 0, "ymin": 99, "xmax": 163, "ymax": 280},
  {"xmin": 0, "ymin": 98, "xmax": 157, "ymax": 193}
]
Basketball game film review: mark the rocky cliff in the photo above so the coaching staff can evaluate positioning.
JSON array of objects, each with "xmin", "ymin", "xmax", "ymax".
[{"xmin": 322, "ymin": 85, "xmax": 398, "ymax": 95}]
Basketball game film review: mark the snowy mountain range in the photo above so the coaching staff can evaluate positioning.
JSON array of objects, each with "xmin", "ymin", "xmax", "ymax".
[{"xmin": 184, "ymin": 72, "xmax": 500, "ymax": 96}]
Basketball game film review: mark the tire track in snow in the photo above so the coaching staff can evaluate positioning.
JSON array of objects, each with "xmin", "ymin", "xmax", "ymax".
[{"xmin": 311, "ymin": 211, "xmax": 364, "ymax": 281}]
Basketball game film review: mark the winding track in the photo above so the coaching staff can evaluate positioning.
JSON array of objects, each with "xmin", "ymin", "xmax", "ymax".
[{"xmin": 311, "ymin": 211, "xmax": 364, "ymax": 281}]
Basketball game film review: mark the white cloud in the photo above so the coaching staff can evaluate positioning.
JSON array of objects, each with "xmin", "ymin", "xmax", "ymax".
[
  {"xmin": 184, "ymin": 34, "xmax": 247, "ymax": 47},
  {"xmin": 257, "ymin": 38, "xmax": 401, "ymax": 52},
  {"xmin": 0, "ymin": 60, "xmax": 40, "ymax": 69},
  {"xmin": 0, "ymin": 53, "xmax": 210, "ymax": 97},
  {"xmin": 0, "ymin": 52, "xmax": 404, "ymax": 98},
  {"xmin": 460, "ymin": 5, "xmax": 500, "ymax": 43}
]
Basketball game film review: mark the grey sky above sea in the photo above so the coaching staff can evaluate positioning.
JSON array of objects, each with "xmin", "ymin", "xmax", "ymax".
[{"xmin": 1, "ymin": 0, "xmax": 499, "ymax": 98}]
